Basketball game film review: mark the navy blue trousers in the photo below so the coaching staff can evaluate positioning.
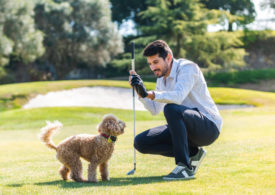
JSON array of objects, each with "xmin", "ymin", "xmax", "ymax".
[{"xmin": 134, "ymin": 104, "xmax": 220, "ymax": 168}]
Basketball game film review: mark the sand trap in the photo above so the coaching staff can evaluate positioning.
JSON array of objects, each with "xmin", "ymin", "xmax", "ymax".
[
  {"xmin": 23, "ymin": 87, "xmax": 146, "ymax": 110},
  {"xmin": 23, "ymin": 87, "xmax": 253, "ymax": 110}
]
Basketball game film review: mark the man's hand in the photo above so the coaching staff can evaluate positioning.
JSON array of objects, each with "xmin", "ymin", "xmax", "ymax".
[{"xmin": 129, "ymin": 71, "xmax": 148, "ymax": 98}]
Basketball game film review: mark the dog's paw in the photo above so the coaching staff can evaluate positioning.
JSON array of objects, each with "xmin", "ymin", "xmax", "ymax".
[
  {"xmin": 102, "ymin": 177, "xmax": 110, "ymax": 182},
  {"xmin": 72, "ymin": 177, "xmax": 87, "ymax": 183}
]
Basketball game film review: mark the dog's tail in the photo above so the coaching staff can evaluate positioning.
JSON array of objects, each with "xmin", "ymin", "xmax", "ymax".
[{"xmin": 39, "ymin": 121, "xmax": 63, "ymax": 150}]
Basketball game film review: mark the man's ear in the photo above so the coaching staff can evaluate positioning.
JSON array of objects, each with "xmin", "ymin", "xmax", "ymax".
[{"xmin": 166, "ymin": 53, "xmax": 172, "ymax": 63}]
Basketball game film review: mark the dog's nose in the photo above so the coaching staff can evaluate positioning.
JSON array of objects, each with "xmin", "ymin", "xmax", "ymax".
[{"xmin": 119, "ymin": 120, "xmax": 126, "ymax": 128}]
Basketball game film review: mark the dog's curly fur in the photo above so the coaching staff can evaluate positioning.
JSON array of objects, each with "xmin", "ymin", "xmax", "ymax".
[{"xmin": 39, "ymin": 114, "xmax": 125, "ymax": 183}]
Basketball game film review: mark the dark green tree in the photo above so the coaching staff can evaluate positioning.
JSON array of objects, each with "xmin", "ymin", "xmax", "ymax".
[
  {"xmin": 110, "ymin": 0, "xmax": 255, "ymax": 33},
  {"xmin": 110, "ymin": 0, "xmax": 147, "ymax": 26},
  {"xmin": 138, "ymin": 0, "xmax": 246, "ymax": 70}
]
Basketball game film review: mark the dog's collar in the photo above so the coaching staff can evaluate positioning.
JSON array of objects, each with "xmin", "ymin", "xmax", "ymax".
[{"xmin": 100, "ymin": 133, "xmax": 117, "ymax": 143}]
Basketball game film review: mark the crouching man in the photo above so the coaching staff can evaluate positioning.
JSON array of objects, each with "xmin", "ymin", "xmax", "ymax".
[{"xmin": 129, "ymin": 40, "xmax": 222, "ymax": 180}]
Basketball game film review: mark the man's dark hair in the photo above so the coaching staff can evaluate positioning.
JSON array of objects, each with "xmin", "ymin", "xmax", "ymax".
[{"xmin": 143, "ymin": 40, "xmax": 173, "ymax": 60}]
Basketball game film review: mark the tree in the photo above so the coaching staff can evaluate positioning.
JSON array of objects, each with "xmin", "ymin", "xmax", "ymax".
[
  {"xmin": 110, "ymin": 0, "xmax": 255, "ymax": 33},
  {"xmin": 110, "ymin": 0, "xmax": 147, "ymax": 25},
  {"xmin": 34, "ymin": 0, "xmax": 123, "ymax": 79},
  {"xmin": 138, "ymin": 0, "xmax": 246, "ymax": 70},
  {"xmin": 201, "ymin": 0, "xmax": 256, "ymax": 31},
  {"xmin": 0, "ymin": 0, "xmax": 44, "ymax": 74}
]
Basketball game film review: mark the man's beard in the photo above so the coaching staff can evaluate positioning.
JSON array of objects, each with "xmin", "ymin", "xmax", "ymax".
[{"xmin": 157, "ymin": 62, "xmax": 169, "ymax": 78}]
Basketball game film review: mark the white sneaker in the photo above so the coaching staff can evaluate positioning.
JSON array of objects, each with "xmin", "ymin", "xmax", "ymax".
[
  {"xmin": 190, "ymin": 148, "xmax": 207, "ymax": 174},
  {"xmin": 163, "ymin": 162, "xmax": 195, "ymax": 180}
]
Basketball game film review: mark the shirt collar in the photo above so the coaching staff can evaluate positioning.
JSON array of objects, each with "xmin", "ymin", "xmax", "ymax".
[{"xmin": 167, "ymin": 58, "xmax": 178, "ymax": 79}]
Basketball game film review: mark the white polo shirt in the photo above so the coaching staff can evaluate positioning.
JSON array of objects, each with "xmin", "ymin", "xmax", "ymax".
[{"xmin": 139, "ymin": 58, "xmax": 223, "ymax": 131}]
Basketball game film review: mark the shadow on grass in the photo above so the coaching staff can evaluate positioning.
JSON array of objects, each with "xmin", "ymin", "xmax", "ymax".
[
  {"xmin": 6, "ymin": 176, "xmax": 166, "ymax": 188},
  {"xmin": 6, "ymin": 183, "xmax": 24, "ymax": 187},
  {"xmin": 35, "ymin": 176, "xmax": 165, "ymax": 187}
]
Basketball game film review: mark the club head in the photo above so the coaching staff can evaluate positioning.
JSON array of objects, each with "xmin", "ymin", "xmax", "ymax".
[{"xmin": 126, "ymin": 168, "xmax": 135, "ymax": 175}]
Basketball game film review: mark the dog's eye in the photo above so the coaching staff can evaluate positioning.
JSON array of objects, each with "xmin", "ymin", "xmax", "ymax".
[{"xmin": 118, "ymin": 121, "xmax": 124, "ymax": 128}]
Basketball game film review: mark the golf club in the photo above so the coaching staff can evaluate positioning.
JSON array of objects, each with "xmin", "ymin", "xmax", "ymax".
[{"xmin": 127, "ymin": 42, "xmax": 136, "ymax": 175}]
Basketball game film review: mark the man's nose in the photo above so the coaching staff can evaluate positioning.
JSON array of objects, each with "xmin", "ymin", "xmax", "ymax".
[{"xmin": 150, "ymin": 65, "xmax": 156, "ymax": 71}]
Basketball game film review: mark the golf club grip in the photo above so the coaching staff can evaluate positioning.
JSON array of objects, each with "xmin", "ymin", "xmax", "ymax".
[{"xmin": 131, "ymin": 42, "xmax": 135, "ymax": 71}]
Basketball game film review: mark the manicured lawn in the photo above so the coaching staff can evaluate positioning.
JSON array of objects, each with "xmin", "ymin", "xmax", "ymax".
[{"xmin": 0, "ymin": 81, "xmax": 275, "ymax": 194}]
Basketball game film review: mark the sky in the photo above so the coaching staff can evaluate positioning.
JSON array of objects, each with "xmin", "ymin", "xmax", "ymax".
[
  {"xmin": 247, "ymin": 0, "xmax": 275, "ymax": 30},
  {"xmin": 119, "ymin": 0, "xmax": 275, "ymax": 35},
  {"xmin": 209, "ymin": 0, "xmax": 275, "ymax": 31}
]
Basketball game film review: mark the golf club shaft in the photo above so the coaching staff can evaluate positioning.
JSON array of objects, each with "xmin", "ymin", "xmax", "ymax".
[{"xmin": 131, "ymin": 42, "xmax": 136, "ymax": 171}]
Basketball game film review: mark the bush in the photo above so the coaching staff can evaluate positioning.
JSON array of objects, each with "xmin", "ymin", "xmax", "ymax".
[{"xmin": 205, "ymin": 68, "xmax": 275, "ymax": 85}]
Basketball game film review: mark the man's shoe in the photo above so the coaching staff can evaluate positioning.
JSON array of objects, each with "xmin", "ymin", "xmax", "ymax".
[
  {"xmin": 163, "ymin": 162, "xmax": 195, "ymax": 180},
  {"xmin": 190, "ymin": 148, "xmax": 207, "ymax": 174}
]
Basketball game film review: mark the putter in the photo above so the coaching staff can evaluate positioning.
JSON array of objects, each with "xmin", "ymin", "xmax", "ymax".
[{"xmin": 127, "ymin": 42, "xmax": 136, "ymax": 175}]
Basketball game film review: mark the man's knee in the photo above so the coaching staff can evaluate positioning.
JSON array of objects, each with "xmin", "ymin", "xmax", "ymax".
[
  {"xmin": 164, "ymin": 104, "xmax": 182, "ymax": 119},
  {"xmin": 134, "ymin": 134, "xmax": 148, "ymax": 154}
]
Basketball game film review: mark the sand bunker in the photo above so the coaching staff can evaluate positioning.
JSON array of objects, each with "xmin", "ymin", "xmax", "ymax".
[
  {"xmin": 23, "ymin": 87, "xmax": 253, "ymax": 110},
  {"xmin": 23, "ymin": 87, "xmax": 146, "ymax": 110}
]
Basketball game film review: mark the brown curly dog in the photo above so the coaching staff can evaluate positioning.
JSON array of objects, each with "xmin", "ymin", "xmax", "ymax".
[{"xmin": 39, "ymin": 114, "xmax": 125, "ymax": 183}]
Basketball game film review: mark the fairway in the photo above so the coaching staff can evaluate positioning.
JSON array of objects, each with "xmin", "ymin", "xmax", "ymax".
[{"xmin": 0, "ymin": 81, "xmax": 275, "ymax": 194}]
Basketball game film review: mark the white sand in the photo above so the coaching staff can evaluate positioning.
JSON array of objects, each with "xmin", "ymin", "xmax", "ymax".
[
  {"xmin": 23, "ymin": 87, "xmax": 253, "ymax": 110},
  {"xmin": 23, "ymin": 87, "xmax": 146, "ymax": 110}
]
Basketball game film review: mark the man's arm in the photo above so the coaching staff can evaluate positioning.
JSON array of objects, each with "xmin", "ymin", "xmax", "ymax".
[{"xmin": 138, "ymin": 96, "xmax": 165, "ymax": 115}]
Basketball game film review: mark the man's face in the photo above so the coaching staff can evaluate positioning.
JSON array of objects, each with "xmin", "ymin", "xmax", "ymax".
[{"xmin": 147, "ymin": 54, "xmax": 170, "ymax": 78}]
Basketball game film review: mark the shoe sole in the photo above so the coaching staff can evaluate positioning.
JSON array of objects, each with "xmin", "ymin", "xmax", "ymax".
[
  {"xmin": 192, "ymin": 150, "xmax": 207, "ymax": 174},
  {"xmin": 163, "ymin": 175, "xmax": 195, "ymax": 181}
]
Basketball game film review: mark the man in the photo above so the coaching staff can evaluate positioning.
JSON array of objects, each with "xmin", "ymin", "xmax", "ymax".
[{"xmin": 129, "ymin": 40, "xmax": 222, "ymax": 180}]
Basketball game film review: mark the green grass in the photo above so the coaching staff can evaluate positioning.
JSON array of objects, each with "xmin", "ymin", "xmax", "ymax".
[
  {"xmin": 209, "ymin": 87, "xmax": 275, "ymax": 107},
  {"xmin": 0, "ymin": 107, "xmax": 274, "ymax": 194},
  {"xmin": 0, "ymin": 80, "xmax": 275, "ymax": 194}
]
